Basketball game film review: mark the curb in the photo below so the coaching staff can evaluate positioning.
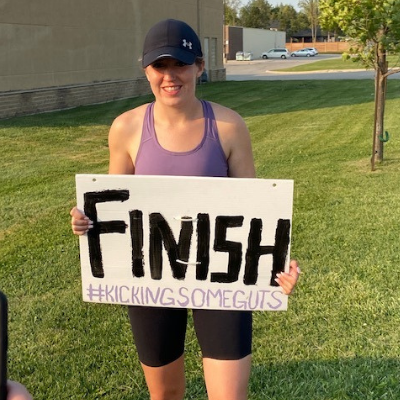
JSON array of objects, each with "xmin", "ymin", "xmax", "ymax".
[{"xmin": 266, "ymin": 69, "xmax": 371, "ymax": 74}]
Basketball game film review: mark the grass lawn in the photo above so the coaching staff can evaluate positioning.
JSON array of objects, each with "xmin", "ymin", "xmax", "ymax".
[
  {"xmin": 276, "ymin": 55, "xmax": 400, "ymax": 72},
  {"xmin": 1, "ymin": 79, "xmax": 400, "ymax": 399}
]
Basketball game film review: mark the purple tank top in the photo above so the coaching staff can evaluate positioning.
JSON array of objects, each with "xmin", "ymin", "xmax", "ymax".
[{"xmin": 135, "ymin": 100, "xmax": 228, "ymax": 177}]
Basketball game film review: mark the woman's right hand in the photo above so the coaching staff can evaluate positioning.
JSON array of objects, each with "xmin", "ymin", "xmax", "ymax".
[{"xmin": 70, "ymin": 206, "xmax": 93, "ymax": 235}]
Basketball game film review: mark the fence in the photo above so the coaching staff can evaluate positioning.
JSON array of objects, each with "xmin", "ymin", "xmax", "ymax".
[{"xmin": 287, "ymin": 42, "xmax": 350, "ymax": 53}]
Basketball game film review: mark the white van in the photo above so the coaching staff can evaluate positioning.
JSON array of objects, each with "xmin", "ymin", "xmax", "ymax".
[{"xmin": 261, "ymin": 48, "xmax": 291, "ymax": 59}]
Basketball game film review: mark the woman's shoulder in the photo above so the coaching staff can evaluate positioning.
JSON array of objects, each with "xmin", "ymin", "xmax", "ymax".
[
  {"xmin": 109, "ymin": 103, "xmax": 150, "ymax": 139},
  {"xmin": 206, "ymin": 101, "xmax": 247, "ymax": 131},
  {"xmin": 112, "ymin": 103, "xmax": 150, "ymax": 129},
  {"xmin": 206, "ymin": 101, "xmax": 245, "ymax": 125},
  {"xmin": 204, "ymin": 102, "xmax": 255, "ymax": 178}
]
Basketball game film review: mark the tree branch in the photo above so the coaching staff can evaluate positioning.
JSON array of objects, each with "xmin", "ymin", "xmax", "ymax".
[{"xmin": 382, "ymin": 68, "xmax": 400, "ymax": 79}]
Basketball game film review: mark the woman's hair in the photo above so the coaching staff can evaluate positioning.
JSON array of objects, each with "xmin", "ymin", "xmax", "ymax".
[{"xmin": 195, "ymin": 57, "xmax": 204, "ymax": 67}]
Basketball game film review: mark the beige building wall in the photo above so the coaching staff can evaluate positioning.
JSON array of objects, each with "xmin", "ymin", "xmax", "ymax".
[
  {"xmin": 243, "ymin": 28, "xmax": 286, "ymax": 59},
  {"xmin": 224, "ymin": 26, "xmax": 286, "ymax": 60},
  {"xmin": 0, "ymin": 0, "xmax": 225, "ymax": 118}
]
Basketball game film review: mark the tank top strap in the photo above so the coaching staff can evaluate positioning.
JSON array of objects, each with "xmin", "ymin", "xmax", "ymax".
[
  {"xmin": 201, "ymin": 100, "xmax": 219, "ymax": 140},
  {"xmin": 141, "ymin": 102, "xmax": 155, "ymax": 142}
]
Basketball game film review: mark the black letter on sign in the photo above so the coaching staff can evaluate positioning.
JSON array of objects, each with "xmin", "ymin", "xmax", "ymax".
[
  {"xmin": 243, "ymin": 218, "xmax": 274, "ymax": 285},
  {"xmin": 243, "ymin": 218, "xmax": 291, "ymax": 286},
  {"xmin": 84, "ymin": 190, "xmax": 129, "ymax": 278},
  {"xmin": 270, "ymin": 219, "xmax": 291, "ymax": 286},
  {"xmin": 129, "ymin": 210, "xmax": 144, "ymax": 278},
  {"xmin": 149, "ymin": 213, "xmax": 193, "ymax": 280},
  {"xmin": 211, "ymin": 216, "xmax": 244, "ymax": 283},
  {"xmin": 196, "ymin": 213, "xmax": 210, "ymax": 280}
]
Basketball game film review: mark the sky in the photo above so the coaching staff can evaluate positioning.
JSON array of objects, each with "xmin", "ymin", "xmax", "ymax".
[{"xmin": 239, "ymin": 0, "xmax": 301, "ymax": 11}]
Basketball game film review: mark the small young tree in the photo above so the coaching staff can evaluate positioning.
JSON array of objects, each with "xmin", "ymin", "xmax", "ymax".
[{"xmin": 319, "ymin": 0, "xmax": 400, "ymax": 170}]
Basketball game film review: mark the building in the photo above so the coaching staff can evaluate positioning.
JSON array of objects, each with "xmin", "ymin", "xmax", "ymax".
[
  {"xmin": 0, "ymin": 0, "xmax": 225, "ymax": 119},
  {"xmin": 224, "ymin": 26, "xmax": 286, "ymax": 60}
]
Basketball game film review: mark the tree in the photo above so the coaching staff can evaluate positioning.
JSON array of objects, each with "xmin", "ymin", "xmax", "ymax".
[
  {"xmin": 299, "ymin": 0, "xmax": 319, "ymax": 42},
  {"xmin": 224, "ymin": 0, "xmax": 242, "ymax": 26},
  {"xmin": 271, "ymin": 4, "xmax": 308, "ymax": 38},
  {"xmin": 240, "ymin": 0, "xmax": 273, "ymax": 29},
  {"xmin": 320, "ymin": 0, "xmax": 400, "ymax": 170}
]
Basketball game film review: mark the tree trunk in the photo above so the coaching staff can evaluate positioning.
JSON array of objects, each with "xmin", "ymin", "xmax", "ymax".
[{"xmin": 371, "ymin": 50, "xmax": 388, "ymax": 171}]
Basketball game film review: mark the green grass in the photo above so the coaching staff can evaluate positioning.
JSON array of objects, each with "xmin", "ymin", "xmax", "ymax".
[
  {"xmin": 1, "ymin": 80, "xmax": 400, "ymax": 399},
  {"xmin": 275, "ymin": 54, "xmax": 400, "ymax": 72}
]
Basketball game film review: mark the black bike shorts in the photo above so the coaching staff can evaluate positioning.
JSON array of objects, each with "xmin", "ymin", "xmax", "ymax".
[{"xmin": 128, "ymin": 306, "xmax": 252, "ymax": 367}]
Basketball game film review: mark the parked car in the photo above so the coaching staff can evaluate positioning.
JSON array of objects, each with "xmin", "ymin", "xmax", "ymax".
[
  {"xmin": 261, "ymin": 48, "xmax": 291, "ymax": 59},
  {"xmin": 304, "ymin": 47, "xmax": 319, "ymax": 55},
  {"xmin": 291, "ymin": 49, "xmax": 315, "ymax": 57}
]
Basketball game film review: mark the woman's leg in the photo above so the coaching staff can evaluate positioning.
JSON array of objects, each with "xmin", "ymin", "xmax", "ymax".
[
  {"xmin": 203, "ymin": 355, "xmax": 251, "ymax": 400},
  {"xmin": 193, "ymin": 309, "xmax": 252, "ymax": 400},
  {"xmin": 141, "ymin": 355, "xmax": 186, "ymax": 400},
  {"xmin": 128, "ymin": 306, "xmax": 187, "ymax": 400}
]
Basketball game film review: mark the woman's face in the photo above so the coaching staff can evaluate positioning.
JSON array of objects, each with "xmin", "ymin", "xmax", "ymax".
[{"xmin": 145, "ymin": 58, "xmax": 204, "ymax": 105}]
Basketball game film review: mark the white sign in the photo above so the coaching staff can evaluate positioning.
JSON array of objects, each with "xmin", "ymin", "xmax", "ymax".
[{"xmin": 76, "ymin": 174, "xmax": 294, "ymax": 311}]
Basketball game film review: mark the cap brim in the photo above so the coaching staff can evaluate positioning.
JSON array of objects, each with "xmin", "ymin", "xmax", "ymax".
[{"xmin": 142, "ymin": 46, "xmax": 197, "ymax": 68}]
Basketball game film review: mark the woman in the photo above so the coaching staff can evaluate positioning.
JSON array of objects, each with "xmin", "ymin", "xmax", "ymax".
[
  {"xmin": 6, "ymin": 381, "xmax": 32, "ymax": 400},
  {"xmin": 71, "ymin": 19, "xmax": 299, "ymax": 400}
]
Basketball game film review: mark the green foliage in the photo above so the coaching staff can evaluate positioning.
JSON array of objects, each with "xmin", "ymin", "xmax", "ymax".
[
  {"xmin": 239, "ymin": 0, "xmax": 273, "ymax": 29},
  {"xmin": 2, "ymin": 80, "xmax": 400, "ymax": 399},
  {"xmin": 320, "ymin": 0, "xmax": 400, "ymax": 60},
  {"xmin": 299, "ymin": 0, "xmax": 320, "ymax": 41},
  {"xmin": 272, "ymin": 4, "xmax": 306, "ymax": 37},
  {"xmin": 230, "ymin": 0, "xmax": 310, "ymax": 40},
  {"xmin": 224, "ymin": 0, "xmax": 242, "ymax": 26}
]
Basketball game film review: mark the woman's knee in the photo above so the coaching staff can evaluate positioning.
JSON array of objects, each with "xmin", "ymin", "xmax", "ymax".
[
  {"xmin": 145, "ymin": 375, "xmax": 186, "ymax": 400},
  {"xmin": 148, "ymin": 386, "xmax": 185, "ymax": 400},
  {"xmin": 203, "ymin": 356, "xmax": 251, "ymax": 400},
  {"xmin": 142, "ymin": 356, "xmax": 186, "ymax": 400}
]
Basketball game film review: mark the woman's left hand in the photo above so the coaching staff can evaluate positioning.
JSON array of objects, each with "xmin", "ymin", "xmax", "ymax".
[
  {"xmin": 275, "ymin": 259, "xmax": 301, "ymax": 295},
  {"xmin": 7, "ymin": 380, "xmax": 33, "ymax": 400}
]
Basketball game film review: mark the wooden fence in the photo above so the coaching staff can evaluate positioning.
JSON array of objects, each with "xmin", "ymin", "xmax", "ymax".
[{"xmin": 287, "ymin": 42, "xmax": 350, "ymax": 53}]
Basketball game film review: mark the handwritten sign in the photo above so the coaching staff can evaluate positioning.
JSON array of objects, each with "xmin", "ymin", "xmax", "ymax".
[{"xmin": 76, "ymin": 174, "xmax": 294, "ymax": 311}]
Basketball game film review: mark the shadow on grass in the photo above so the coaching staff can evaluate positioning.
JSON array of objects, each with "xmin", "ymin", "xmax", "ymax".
[
  {"xmin": 2, "ymin": 80, "xmax": 400, "ymax": 127},
  {"xmin": 249, "ymin": 358, "xmax": 400, "ymax": 400}
]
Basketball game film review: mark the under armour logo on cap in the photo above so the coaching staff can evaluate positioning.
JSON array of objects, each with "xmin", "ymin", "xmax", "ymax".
[
  {"xmin": 142, "ymin": 19, "xmax": 203, "ymax": 67},
  {"xmin": 182, "ymin": 39, "xmax": 193, "ymax": 49}
]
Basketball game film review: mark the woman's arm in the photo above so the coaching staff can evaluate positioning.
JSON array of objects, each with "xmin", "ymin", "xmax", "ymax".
[
  {"xmin": 226, "ymin": 115, "xmax": 256, "ymax": 178},
  {"xmin": 213, "ymin": 102, "xmax": 300, "ymax": 293},
  {"xmin": 211, "ymin": 103, "xmax": 256, "ymax": 178},
  {"xmin": 70, "ymin": 105, "xmax": 145, "ymax": 234},
  {"xmin": 108, "ymin": 109, "xmax": 143, "ymax": 175}
]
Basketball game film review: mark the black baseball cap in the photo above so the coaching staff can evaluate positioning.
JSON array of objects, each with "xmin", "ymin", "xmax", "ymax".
[{"xmin": 142, "ymin": 19, "xmax": 203, "ymax": 68}]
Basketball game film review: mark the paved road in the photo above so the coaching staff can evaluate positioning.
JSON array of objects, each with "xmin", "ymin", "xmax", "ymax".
[{"xmin": 225, "ymin": 54, "xmax": 400, "ymax": 80}]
